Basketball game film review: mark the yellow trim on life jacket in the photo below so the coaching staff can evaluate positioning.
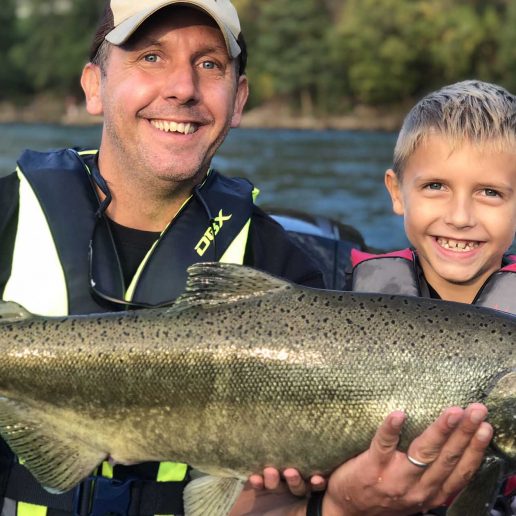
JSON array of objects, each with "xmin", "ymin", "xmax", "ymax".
[
  {"xmin": 219, "ymin": 187, "xmax": 259, "ymax": 264},
  {"xmin": 101, "ymin": 461, "xmax": 114, "ymax": 479},
  {"xmin": 17, "ymin": 502, "xmax": 47, "ymax": 516},
  {"xmin": 157, "ymin": 462, "xmax": 188, "ymax": 482},
  {"xmin": 3, "ymin": 168, "xmax": 68, "ymax": 316}
]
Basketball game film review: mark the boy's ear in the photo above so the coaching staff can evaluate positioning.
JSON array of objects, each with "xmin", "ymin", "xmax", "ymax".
[
  {"xmin": 81, "ymin": 63, "xmax": 103, "ymax": 116},
  {"xmin": 385, "ymin": 169, "xmax": 405, "ymax": 215}
]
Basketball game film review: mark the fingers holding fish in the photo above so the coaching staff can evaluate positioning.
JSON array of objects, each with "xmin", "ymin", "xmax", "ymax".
[
  {"xmin": 320, "ymin": 406, "xmax": 493, "ymax": 515},
  {"xmin": 248, "ymin": 467, "xmax": 326, "ymax": 498},
  {"xmin": 404, "ymin": 406, "xmax": 466, "ymax": 475},
  {"xmin": 282, "ymin": 468, "xmax": 307, "ymax": 497},
  {"xmin": 437, "ymin": 419, "xmax": 493, "ymax": 501},
  {"xmin": 368, "ymin": 410, "xmax": 407, "ymax": 464}
]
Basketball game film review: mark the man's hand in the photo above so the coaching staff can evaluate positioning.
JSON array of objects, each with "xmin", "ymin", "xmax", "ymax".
[
  {"xmin": 322, "ymin": 403, "xmax": 492, "ymax": 515},
  {"xmin": 236, "ymin": 404, "xmax": 491, "ymax": 516}
]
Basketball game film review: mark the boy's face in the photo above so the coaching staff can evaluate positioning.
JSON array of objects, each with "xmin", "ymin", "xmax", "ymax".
[{"xmin": 385, "ymin": 134, "xmax": 516, "ymax": 300}]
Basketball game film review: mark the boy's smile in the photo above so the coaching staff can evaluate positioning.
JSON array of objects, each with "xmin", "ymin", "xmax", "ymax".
[{"xmin": 385, "ymin": 134, "xmax": 516, "ymax": 302}]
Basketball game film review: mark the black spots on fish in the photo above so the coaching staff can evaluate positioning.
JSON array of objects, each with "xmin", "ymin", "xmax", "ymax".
[
  {"xmin": 408, "ymin": 323, "xmax": 415, "ymax": 331},
  {"xmin": 427, "ymin": 318, "xmax": 434, "ymax": 324},
  {"xmin": 322, "ymin": 317, "xmax": 329, "ymax": 324},
  {"xmin": 297, "ymin": 294, "xmax": 305, "ymax": 302},
  {"xmin": 300, "ymin": 314, "xmax": 311, "ymax": 325}
]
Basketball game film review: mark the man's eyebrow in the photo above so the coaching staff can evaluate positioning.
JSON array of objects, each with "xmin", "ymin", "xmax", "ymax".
[{"xmin": 124, "ymin": 37, "xmax": 163, "ymax": 51}]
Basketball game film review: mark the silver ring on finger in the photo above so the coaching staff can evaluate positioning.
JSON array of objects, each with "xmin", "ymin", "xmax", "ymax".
[{"xmin": 407, "ymin": 454, "xmax": 431, "ymax": 468}]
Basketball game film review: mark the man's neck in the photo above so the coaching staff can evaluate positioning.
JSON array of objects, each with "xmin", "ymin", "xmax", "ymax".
[{"xmin": 95, "ymin": 151, "xmax": 205, "ymax": 232}]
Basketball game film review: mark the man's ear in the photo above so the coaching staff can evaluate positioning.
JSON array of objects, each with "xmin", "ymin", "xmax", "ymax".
[
  {"xmin": 384, "ymin": 169, "xmax": 405, "ymax": 215},
  {"xmin": 230, "ymin": 75, "xmax": 249, "ymax": 128},
  {"xmin": 81, "ymin": 63, "xmax": 103, "ymax": 116}
]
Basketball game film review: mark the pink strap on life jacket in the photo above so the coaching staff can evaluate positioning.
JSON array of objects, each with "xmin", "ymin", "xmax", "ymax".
[
  {"xmin": 504, "ymin": 475, "xmax": 516, "ymax": 496},
  {"xmin": 501, "ymin": 254, "xmax": 516, "ymax": 272},
  {"xmin": 351, "ymin": 248, "xmax": 414, "ymax": 267}
]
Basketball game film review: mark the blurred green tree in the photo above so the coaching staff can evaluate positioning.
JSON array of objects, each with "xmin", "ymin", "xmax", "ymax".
[
  {"xmin": 0, "ymin": 0, "xmax": 20, "ymax": 99},
  {"xmin": 249, "ymin": 0, "xmax": 333, "ymax": 115},
  {"xmin": 10, "ymin": 0, "xmax": 104, "ymax": 96}
]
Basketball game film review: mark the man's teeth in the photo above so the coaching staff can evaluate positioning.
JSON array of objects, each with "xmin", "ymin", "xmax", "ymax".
[
  {"xmin": 437, "ymin": 238, "xmax": 480, "ymax": 252},
  {"xmin": 151, "ymin": 120, "xmax": 197, "ymax": 134}
]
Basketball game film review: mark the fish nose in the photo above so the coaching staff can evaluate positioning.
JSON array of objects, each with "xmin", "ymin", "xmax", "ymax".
[{"xmin": 443, "ymin": 194, "xmax": 476, "ymax": 229}]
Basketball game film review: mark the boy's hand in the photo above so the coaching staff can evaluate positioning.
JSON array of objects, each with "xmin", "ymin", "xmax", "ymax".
[{"xmin": 248, "ymin": 468, "xmax": 326, "ymax": 497}]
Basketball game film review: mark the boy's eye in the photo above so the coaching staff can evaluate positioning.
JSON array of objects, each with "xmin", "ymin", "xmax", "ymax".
[
  {"xmin": 483, "ymin": 188, "xmax": 501, "ymax": 197},
  {"xmin": 425, "ymin": 182, "xmax": 443, "ymax": 190}
]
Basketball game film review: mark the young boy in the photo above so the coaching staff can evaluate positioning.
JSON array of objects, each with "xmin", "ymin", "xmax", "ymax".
[
  {"xmin": 351, "ymin": 79, "xmax": 516, "ymax": 515},
  {"xmin": 351, "ymin": 80, "xmax": 516, "ymax": 314}
]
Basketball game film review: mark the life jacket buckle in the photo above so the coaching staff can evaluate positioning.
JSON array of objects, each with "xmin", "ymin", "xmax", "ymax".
[{"xmin": 73, "ymin": 476, "xmax": 134, "ymax": 516}]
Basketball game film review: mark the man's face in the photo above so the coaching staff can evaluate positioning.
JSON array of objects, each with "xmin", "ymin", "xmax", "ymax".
[
  {"xmin": 385, "ymin": 134, "xmax": 516, "ymax": 300},
  {"xmin": 82, "ymin": 6, "xmax": 248, "ymax": 188}
]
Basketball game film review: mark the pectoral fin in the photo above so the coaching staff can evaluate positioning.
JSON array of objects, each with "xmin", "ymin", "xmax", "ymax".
[
  {"xmin": 183, "ymin": 475, "xmax": 245, "ymax": 516},
  {"xmin": 447, "ymin": 456, "xmax": 505, "ymax": 516},
  {"xmin": 0, "ymin": 301, "xmax": 33, "ymax": 323},
  {"xmin": 0, "ymin": 396, "xmax": 106, "ymax": 492}
]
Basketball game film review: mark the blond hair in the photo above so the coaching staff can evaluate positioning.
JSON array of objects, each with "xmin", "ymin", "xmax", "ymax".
[{"xmin": 393, "ymin": 80, "xmax": 516, "ymax": 176}]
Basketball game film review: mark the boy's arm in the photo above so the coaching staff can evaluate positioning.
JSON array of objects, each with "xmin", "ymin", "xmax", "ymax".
[{"xmin": 232, "ymin": 404, "xmax": 491, "ymax": 515}]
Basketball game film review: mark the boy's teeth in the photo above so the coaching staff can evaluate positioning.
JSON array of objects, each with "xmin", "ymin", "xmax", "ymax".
[
  {"xmin": 437, "ymin": 237, "xmax": 480, "ymax": 252},
  {"xmin": 151, "ymin": 120, "xmax": 197, "ymax": 134}
]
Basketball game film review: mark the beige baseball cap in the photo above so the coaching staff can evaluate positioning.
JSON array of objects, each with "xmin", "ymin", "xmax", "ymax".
[{"xmin": 104, "ymin": 0, "xmax": 242, "ymax": 58}]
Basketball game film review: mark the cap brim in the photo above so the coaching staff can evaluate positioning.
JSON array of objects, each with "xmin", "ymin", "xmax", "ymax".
[{"xmin": 105, "ymin": 1, "xmax": 241, "ymax": 58}]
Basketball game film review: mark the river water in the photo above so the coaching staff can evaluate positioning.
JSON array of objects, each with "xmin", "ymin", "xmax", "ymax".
[{"xmin": 1, "ymin": 123, "xmax": 514, "ymax": 253}]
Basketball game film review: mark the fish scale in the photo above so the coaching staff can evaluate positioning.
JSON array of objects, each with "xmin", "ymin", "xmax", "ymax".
[{"xmin": 0, "ymin": 262, "xmax": 514, "ymax": 515}]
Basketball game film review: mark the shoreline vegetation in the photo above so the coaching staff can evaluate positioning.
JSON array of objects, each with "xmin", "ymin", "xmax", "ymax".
[{"xmin": 0, "ymin": 96, "xmax": 407, "ymax": 132}]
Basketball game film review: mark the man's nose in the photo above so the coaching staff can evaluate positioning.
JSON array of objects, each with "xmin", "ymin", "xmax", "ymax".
[
  {"xmin": 162, "ymin": 62, "xmax": 198, "ymax": 104},
  {"xmin": 444, "ymin": 194, "xmax": 475, "ymax": 229}
]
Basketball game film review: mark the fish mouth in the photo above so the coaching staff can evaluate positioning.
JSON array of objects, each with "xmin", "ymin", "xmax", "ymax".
[
  {"xmin": 150, "ymin": 119, "xmax": 199, "ymax": 135},
  {"xmin": 435, "ymin": 237, "xmax": 483, "ymax": 253}
]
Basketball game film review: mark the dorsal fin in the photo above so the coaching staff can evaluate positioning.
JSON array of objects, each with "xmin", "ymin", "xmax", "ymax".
[
  {"xmin": 173, "ymin": 263, "xmax": 293, "ymax": 310},
  {"xmin": 0, "ymin": 301, "xmax": 33, "ymax": 323}
]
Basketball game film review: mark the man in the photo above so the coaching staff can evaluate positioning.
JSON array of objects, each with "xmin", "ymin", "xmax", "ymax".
[{"xmin": 0, "ymin": 1, "xmax": 491, "ymax": 514}]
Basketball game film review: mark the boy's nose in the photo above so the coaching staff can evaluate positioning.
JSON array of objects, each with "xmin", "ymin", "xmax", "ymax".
[{"xmin": 443, "ymin": 195, "xmax": 475, "ymax": 229}]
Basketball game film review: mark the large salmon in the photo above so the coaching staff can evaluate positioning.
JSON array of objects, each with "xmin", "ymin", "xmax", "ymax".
[{"xmin": 0, "ymin": 263, "xmax": 514, "ymax": 515}]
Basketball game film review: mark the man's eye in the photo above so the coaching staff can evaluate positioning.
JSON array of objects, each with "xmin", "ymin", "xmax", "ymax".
[
  {"xmin": 143, "ymin": 54, "xmax": 159, "ymax": 63},
  {"xmin": 201, "ymin": 60, "xmax": 217, "ymax": 70}
]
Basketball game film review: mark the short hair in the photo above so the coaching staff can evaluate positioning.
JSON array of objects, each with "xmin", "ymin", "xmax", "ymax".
[
  {"xmin": 393, "ymin": 80, "xmax": 516, "ymax": 177},
  {"xmin": 89, "ymin": 1, "xmax": 247, "ymax": 76}
]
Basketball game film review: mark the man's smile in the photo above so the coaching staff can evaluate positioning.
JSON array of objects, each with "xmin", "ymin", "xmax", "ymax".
[{"xmin": 150, "ymin": 119, "xmax": 199, "ymax": 134}]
